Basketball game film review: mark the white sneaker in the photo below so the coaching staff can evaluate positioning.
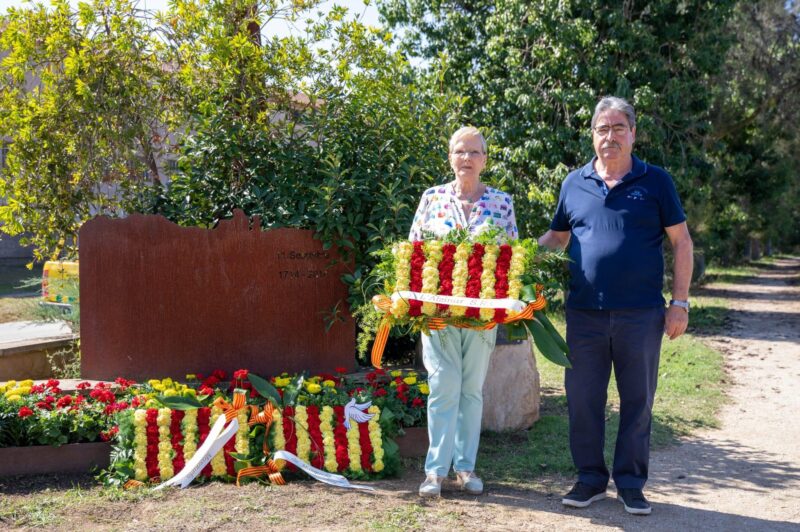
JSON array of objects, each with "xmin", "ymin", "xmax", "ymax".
[
  {"xmin": 456, "ymin": 470, "xmax": 484, "ymax": 495},
  {"xmin": 419, "ymin": 474, "xmax": 445, "ymax": 497}
]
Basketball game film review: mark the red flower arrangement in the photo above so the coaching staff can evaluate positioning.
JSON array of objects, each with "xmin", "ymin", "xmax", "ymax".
[
  {"xmin": 306, "ymin": 406, "xmax": 325, "ymax": 470},
  {"xmin": 170, "ymin": 410, "xmax": 186, "ymax": 474},
  {"xmin": 437, "ymin": 243, "xmax": 457, "ymax": 311},
  {"xmin": 145, "ymin": 409, "xmax": 160, "ymax": 480},
  {"xmin": 408, "ymin": 241, "xmax": 426, "ymax": 316},
  {"xmin": 465, "ymin": 243, "xmax": 485, "ymax": 318},
  {"xmin": 282, "ymin": 406, "xmax": 298, "ymax": 472},
  {"xmin": 493, "ymin": 243, "xmax": 512, "ymax": 322},
  {"xmin": 332, "ymin": 405, "xmax": 350, "ymax": 472}
]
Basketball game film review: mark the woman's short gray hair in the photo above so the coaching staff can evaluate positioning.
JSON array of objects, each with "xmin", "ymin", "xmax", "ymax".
[
  {"xmin": 449, "ymin": 126, "xmax": 487, "ymax": 154},
  {"xmin": 591, "ymin": 96, "xmax": 636, "ymax": 129}
]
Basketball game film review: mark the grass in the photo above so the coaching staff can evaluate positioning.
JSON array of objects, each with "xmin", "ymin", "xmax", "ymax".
[
  {"xmin": 0, "ymin": 265, "xmax": 41, "ymax": 297},
  {"xmin": 0, "ymin": 264, "xmax": 41, "ymax": 323},
  {"xmin": 367, "ymin": 504, "xmax": 429, "ymax": 530},
  {"xmin": 0, "ymin": 296, "xmax": 38, "ymax": 322},
  {"xmin": 478, "ymin": 310, "xmax": 727, "ymax": 486},
  {"xmin": 701, "ymin": 262, "xmax": 758, "ymax": 284}
]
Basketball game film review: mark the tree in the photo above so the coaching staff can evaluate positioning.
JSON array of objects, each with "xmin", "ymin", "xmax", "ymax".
[
  {"xmin": 704, "ymin": 0, "xmax": 800, "ymax": 260},
  {"xmin": 0, "ymin": 0, "xmax": 176, "ymax": 261},
  {"xmin": 148, "ymin": 0, "xmax": 463, "ymax": 303},
  {"xmin": 379, "ymin": 0, "xmax": 738, "ymax": 240},
  {"xmin": 1, "ymin": 0, "xmax": 462, "ymax": 278}
]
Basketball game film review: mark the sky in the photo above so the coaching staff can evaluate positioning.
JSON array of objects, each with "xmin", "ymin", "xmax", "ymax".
[{"xmin": 0, "ymin": 0, "xmax": 383, "ymax": 37}]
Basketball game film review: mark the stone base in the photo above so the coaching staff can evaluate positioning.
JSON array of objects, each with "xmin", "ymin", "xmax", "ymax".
[
  {"xmin": 395, "ymin": 426, "xmax": 428, "ymax": 458},
  {"xmin": 0, "ymin": 442, "xmax": 111, "ymax": 476},
  {"xmin": 481, "ymin": 340, "xmax": 540, "ymax": 431}
]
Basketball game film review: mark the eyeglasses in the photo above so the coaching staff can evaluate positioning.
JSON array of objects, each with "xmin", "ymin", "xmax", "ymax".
[
  {"xmin": 592, "ymin": 123, "xmax": 630, "ymax": 136},
  {"xmin": 451, "ymin": 150, "xmax": 485, "ymax": 158}
]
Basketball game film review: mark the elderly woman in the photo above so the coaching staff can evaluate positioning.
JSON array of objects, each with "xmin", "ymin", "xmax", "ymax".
[{"xmin": 408, "ymin": 126, "xmax": 518, "ymax": 497}]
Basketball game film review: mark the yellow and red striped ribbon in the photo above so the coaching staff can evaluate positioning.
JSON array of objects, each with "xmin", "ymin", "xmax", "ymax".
[{"xmin": 235, "ymin": 402, "xmax": 287, "ymax": 486}]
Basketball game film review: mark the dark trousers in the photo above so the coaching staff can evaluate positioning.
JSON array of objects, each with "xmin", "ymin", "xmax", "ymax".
[{"xmin": 565, "ymin": 307, "xmax": 665, "ymax": 490}]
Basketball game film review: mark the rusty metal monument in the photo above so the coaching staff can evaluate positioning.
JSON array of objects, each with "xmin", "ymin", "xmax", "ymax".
[{"xmin": 79, "ymin": 210, "xmax": 355, "ymax": 381}]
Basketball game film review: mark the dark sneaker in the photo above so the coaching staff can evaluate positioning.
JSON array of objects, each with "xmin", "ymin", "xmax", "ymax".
[
  {"xmin": 562, "ymin": 482, "xmax": 608, "ymax": 508},
  {"xmin": 617, "ymin": 488, "xmax": 652, "ymax": 515}
]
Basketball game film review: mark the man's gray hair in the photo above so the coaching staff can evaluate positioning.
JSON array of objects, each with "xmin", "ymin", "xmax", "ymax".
[
  {"xmin": 449, "ymin": 126, "xmax": 487, "ymax": 154},
  {"xmin": 591, "ymin": 96, "xmax": 636, "ymax": 129}
]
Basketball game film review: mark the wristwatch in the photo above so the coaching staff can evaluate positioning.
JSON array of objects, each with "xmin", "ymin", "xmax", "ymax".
[{"xmin": 669, "ymin": 299, "xmax": 690, "ymax": 313}]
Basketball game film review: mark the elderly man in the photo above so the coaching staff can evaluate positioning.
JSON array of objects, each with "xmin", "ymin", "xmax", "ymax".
[{"xmin": 539, "ymin": 96, "xmax": 693, "ymax": 515}]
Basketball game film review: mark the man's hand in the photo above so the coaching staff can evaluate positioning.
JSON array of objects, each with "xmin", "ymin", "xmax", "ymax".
[
  {"xmin": 538, "ymin": 229, "xmax": 570, "ymax": 250},
  {"xmin": 664, "ymin": 305, "xmax": 688, "ymax": 340}
]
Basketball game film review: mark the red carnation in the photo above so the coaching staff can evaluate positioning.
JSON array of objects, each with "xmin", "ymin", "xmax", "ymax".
[
  {"xmin": 373, "ymin": 388, "xmax": 387, "ymax": 397},
  {"xmin": 114, "ymin": 377, "xmax": 135, "ymax": 390},
  {"xmin": 56, "ymin": 395, "xmax": 73, "ymax": 408},
  {"xmin": 233, "ymin": 369, "xmax": 249, "ymax": 381},
  {"xmin": 412, "ymin": 397, "xmax": 425, "ymax": 408},
  {"xmin": 437, "ymin": 243, "xmax": 457, "ymax": 311},
  {"xmin": 335, "ymin": 366, "xmax": 347, "ymax": 374},
  {"xmin": 46, "ymin": 379, "xmax": 60, "ymax": 389},
  {"xmin": 76, "ymin": 381, "xmax": 92, "ymax": 390},
  {"xmin": 100, "ymin": 426, "xmax": 119, "ymax": 441},
  {"xmin": 36, "ymin": 401, "xmax": 52, "ymax": 410},
  {"xmin": 408, "ymin": 241, "xmax": 426, "ymax": 317},
  {"xmin": 465, "ymin": 243, "xmax": 485, "ymax": 318},
  {"xmin": 30, "ymin": 384, "xmax": 45, "ymax": 393},
  {"xmin": 18, "ymin": 406, "xmax": 34, "ymax": 418},
  {"xmin": 44, "ymin": 395, "xmax": 56, "ymax": 404}
]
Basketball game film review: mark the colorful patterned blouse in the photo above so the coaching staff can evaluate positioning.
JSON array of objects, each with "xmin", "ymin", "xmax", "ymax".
[{"xmin": 408, "ymin": 182, "xmax": 518, "ymax": 241}]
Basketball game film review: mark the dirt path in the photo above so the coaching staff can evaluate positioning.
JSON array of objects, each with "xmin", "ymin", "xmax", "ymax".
[
  {"xmin": 643, "ymin": 256, "xmax": 800, "ymax": 530},
  {"xmin": 382, "ymin": 256, "xmax": 800, "ymax": 531},
  {"xmin": 3, "ymin": 258, "xmax": 799, "ymax": 531},
  {"xmin": 355, "ymin": 256, "xmax": 800, "ymax": 531}
]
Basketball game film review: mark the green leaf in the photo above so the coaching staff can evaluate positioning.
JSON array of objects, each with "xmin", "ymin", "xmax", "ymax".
[
  {"xmin": 524, "ymin": 318, "xmax": 571, "ymax": 368},
  {"xmin": 154, "ymin": 395, "xmax": 204, "ymax": 410},
  {"xmin": 520, "ymin": 284, "xmax": 538, "ymax": 302},
  {"xmin": 247, "ymin": 373, "xmax": 282, "ymax": 407},
  {"xmin": 505, "ymin": 321, "xmax": 528, "ymax": 341},
  {"xmin": 535, "ymin": 312, "xmax": 569, "ymax": 354},
  {"xmin": 281, "ymin": 373, "xmax": 307, "ymax": 407}
]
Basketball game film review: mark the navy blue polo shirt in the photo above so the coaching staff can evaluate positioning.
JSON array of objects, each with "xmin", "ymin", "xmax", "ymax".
[{"xmin": 550, "ymin": 156, "xmax": 686, "ymax": 309}]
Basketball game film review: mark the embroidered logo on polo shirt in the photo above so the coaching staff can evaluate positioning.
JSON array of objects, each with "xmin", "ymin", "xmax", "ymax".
[{"xmin": 626, "ymin": 186, "xmax": 648, "ymax": 201}]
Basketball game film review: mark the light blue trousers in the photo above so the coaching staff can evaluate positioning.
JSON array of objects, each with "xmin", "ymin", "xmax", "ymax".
[{"xmin": 422, "ymin": 325, "xmax": 497, "ymax": 477}]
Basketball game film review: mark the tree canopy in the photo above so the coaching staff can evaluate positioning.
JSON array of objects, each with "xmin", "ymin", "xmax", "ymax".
[
  {"xmin": 380, "ymin": 0, "xmax": 800, "ymax": 259},
  {"xmin": 1, "ymin": 0, "xmax": 798, "ymax": 269}
]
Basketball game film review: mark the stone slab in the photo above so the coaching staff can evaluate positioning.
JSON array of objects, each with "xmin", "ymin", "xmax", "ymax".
[{"xmin": 0, "ymin": 320, "xmax": 74, "ymax": 350}]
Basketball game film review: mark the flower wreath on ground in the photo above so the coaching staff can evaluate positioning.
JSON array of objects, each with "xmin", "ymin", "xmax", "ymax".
[
  {"xmin": 356, "ymin": 226, "xmax": 572, "ymax": 369},
  {"xmin": 102, "ymin": 369, "xmax": 402, "ymax": 487}
]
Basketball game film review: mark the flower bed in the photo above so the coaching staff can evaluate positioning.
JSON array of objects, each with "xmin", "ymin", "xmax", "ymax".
[
  {"xmin": 0, "ymin": 368, "xmax": 430, "ymax": 482},
  {"xmin": 0, "ymin": 378, "xmax": 134, "ymax": 448}
]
